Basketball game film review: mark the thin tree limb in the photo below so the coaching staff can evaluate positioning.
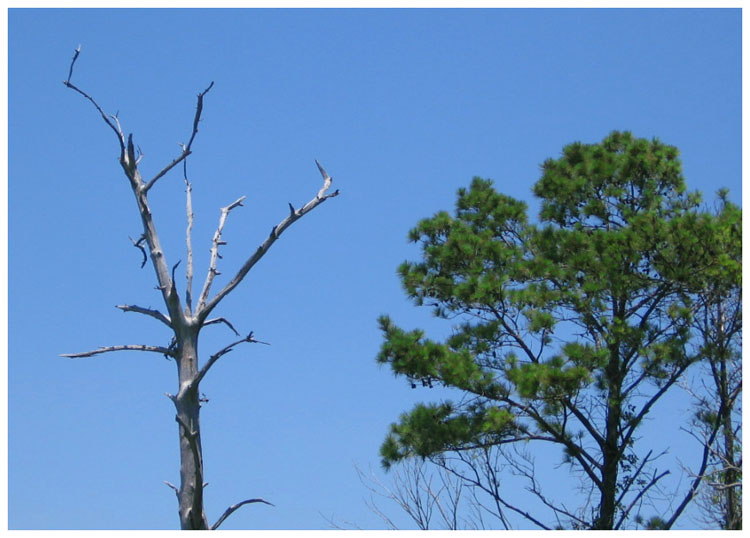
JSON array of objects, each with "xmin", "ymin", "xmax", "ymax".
[
  {"xmin": 61, "ymin": 344, "xmax": 176, "ymax": 359},
  {"xmin": 514, "ymin": 447, "xmax": 589, "ymax": 528},
  {"xmin": 663, "ymin": 397, "xmax": 726, "ymax": 529},
  {"xmin": 434, "ymin": 454, "xmax": 551, "ymax": 530},
  {"xmin": 614, "ymin": 449, "xmax": 654, "ymax": 516},
  {"xmin": 115, "ymin": 304, "xmax": 172, "ymax": 328},
  {"xmin": 129, "ymin": 235, "xmax": 148, "ymax": 268},
  {"xmin": 315, "ymin": 159, "xmax": 333, "ymax": 199},
  {"xmin": 196, "ymin": 196, "xmax": 246, "ymax": 311},
  {"xmin": 62, "ymin": 46, "xmax": 125, "ymax": 155},
  {"xmin": 184, "ymin": 163, "xmax": 194, "ymax": 314},
  {"xmin": 197, "ymin": 161, "xmax": 340, "ymax": 323},
  {"xmin": 192, "ymin": 332, "xmax": 269, "ymax": 389},
  {"xmin": 170, "ymin": 260, "xmax": 181, "ymax": 302},
  {"xmin": 65, "ymin": 44, "xmax": 81, "ymax": 84},
  {"xmin": 210, "ymin": 497, "xmax": 274, "ymax": 530},
  {"xmin": 619, "ymin": 362, "xmax": 693, "ymax": 460},
  {"xmin": 164, "ymin": 481, "xmax": 179, "ymax": 498},
  {"xmin": 144, "ymin": 81, "xmax": 214, "ymax": 193},
  {"xmin": 616, "ymin": 469, "xmax": 670, "ymax": 530},
  {"xmin": 203, "ymin": 317, "xmax": 240, "ymax": 336}
]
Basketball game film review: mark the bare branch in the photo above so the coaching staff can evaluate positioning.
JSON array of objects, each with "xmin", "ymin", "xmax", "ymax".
[
  {"xmin": 319, "ymin": 511, "xmax": 363, "ymax": 530},
  {"xmin": 129, "ymin": 235, "xmax": 148, "ymax": 268},
  {"xmin": 197, "ymin": 161, "xmax": 340, "ymax": 322},
  {"xmin": 210, "ymin": 497, "xmax": 274, "ymax": 530},
  {"xmin": 185, "ymin": 171, "xmax": 194, "ymax": 314},
  {"xmin": 115, "ymin": 304, "xmax": 172, "ymax": 328},
  {"xmin": 61, "ymin": 344, "xmax": 176, "ymax": 359},
  {"xmin": 109, "ymin": 112, "xmax": 125, "ymax": 143},
  {"xmin": 196, "ymin": 196, "xmax": 246, "ymax": 311},
  {"xmin": 62, "ymin": 46, "xmax": 126, "ymax": 155},
  {"xmin": 62, "ymin": 46, "xmax": 179, "ymax": 322},
  {"xmin": 164, "ymin": 481, "xmax": 179, "ymax": 499},
  {"xmin": 512, "ymin": 446, "xmax": 588, "ymax": 528},
  {"xmin": 65, "ymin": 44, "xmax": 81, "ymax": 84},
  {"xmin": 170, "ymin": 260, "xmax": 181, "ymax": 295},
  {"xmin": 144, "ymin": 81, "xmax": 214, "ymax": 192},
  {"xmin": 315, "ymin": 159, "xmax": 333, "ymax": 199},
  {"xmin": 617, "ymin": 469, "xmax": 670, "ymax": 530},
  {"xmin": 127, "ymin": 133, "xmax": 137, "ymax": 170},
  {"xmin": 189, "ymin": 82, "xmax": 214, "ymax": 147},
  {"xmin": 663, "ymin": 402, "xmax": 725, "ymax": 529},
  {"xmin": 613, "ymin": 449, "xmax": 661, "ymax": 525},
  {"xmin": 203, "ymin": 317, "xmax": 240, "ymax": 336},
  {"xmin": 433, "ymin": 451, "xmax": 552, "ymax": 530},
  {"xmin": 193, "ymin": 332, "xmax": 269, "ymax": 389}
]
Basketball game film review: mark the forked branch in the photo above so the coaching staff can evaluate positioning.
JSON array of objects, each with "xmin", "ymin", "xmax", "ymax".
[
  {"xmin": 144, "ymin": 81, "xmax": 215, "ymax": 192},
  {"xmin": 197, "ymin": 160, "xmax": 340, "ymax": 322},
  {"xmin": 63, "ymin": 46, "xmax": 188, "ymax": 325},
  {"xmin": 193, "ymin": 332, "xmax": 270, "ymax": 389}
]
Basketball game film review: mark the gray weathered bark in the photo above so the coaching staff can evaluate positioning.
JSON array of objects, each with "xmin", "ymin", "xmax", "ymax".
[{"xmin": 61, "ymin": 46, "xmax": 338, "ymax": 529}]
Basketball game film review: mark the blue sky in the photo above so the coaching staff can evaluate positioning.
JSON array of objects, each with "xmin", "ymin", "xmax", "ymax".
[{"xmin": 8, "ymin": 7, "xmax": 741, "ymax": 530}]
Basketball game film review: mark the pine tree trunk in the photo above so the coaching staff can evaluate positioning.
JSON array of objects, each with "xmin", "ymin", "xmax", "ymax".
[
  {"xmin": 596, "ymin": 393, "xmax": 621, "ymax": 529},
  {"xmin": 595, "ymin": 335, "xmax": 624, "ymax": 530}
]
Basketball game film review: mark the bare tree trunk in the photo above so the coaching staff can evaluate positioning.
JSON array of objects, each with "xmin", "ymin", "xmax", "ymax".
[
  {"xmin": 174, "ymin": 327, "xmax": 209, "ymax": 529},
  {"xmin": 61, "ymin": 47, "xmax": 339, "ymax": 529}
]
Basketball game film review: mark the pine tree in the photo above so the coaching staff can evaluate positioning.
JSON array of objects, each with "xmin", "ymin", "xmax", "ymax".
[{"xmin": 377, "ymin": 131, "xmax": 735, "ymax": 529}]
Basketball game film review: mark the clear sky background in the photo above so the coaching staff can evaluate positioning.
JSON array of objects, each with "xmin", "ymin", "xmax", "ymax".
[{"xmin": 8, "ymin": 7, "xmax": 741, "ymax": 531}]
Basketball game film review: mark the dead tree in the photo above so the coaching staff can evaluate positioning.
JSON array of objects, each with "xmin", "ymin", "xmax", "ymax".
[{"xmin": 60, "ymin": 46, "xmax": 340, "ymax": 530}]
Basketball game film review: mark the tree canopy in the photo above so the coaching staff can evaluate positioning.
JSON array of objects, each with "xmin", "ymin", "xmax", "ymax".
[{"xmin": 376, "ymin": 131, "xmax": 741, "ymax": 529}]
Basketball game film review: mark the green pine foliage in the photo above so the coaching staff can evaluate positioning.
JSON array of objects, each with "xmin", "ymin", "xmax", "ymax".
[{"xmin": 376, "ymin": 131, "xmax": 741, "ymax": 529}]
